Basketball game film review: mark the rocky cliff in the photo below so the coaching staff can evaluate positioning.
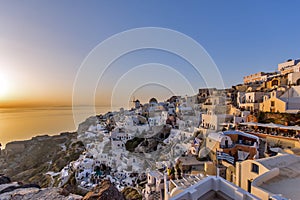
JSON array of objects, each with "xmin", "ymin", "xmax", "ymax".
[
  {"xmin": 121, "ymin": 187, "xmax": 142, "ymax": 200},
  {"xmin": 83, "ymin": 180, "xmax": 125, "ymax": 200},
  {"xmin": 0, "ymin": 132, "xmax": 85, "ymax": 187},
  {"xmin": 126, "ymin": 125, "xmax": 171, "ymax": 153},
  {"xmin": 0, "ymin": 175, "xmax": 82, "ymax": 200},
  {"xmin": 258, "ymin": 112, "xmax": 300, "ymax": 125}
]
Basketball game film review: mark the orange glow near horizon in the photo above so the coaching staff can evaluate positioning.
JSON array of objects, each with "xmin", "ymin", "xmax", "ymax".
[{"xmin": 0, "ymin": 66, "xmax": 74, "ymax": 107}]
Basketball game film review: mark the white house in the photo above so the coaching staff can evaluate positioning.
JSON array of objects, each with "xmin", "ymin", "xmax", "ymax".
[
  {"xmin": 237, "ymin": 91, "xmax": 265, "ymax": 112},
  {"xmin": 201, "ymin": 113, "xmax": 234, "ymax": 131},
  {"xmin": 167, "ymin": 176, "xmax": 259, "ymax": 200},
  {"xmin": 288, "ymin": 71, "xmax": 300, "ymax": 85},
  {"xmin": 206, "ymin": 132, "xmax": 233, "ymax": 150},
  {"xmin": 144, "ymin": 171, "xmax": 165, "ymax": 200},
  {"xmin": 236, "ymin": 154, "xmax": 300, "ymax": 200}
]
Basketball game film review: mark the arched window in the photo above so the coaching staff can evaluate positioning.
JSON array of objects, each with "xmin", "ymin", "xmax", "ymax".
[{"xmin": 271, "ymin": 79, "xmax": 279, "ymax": 86}]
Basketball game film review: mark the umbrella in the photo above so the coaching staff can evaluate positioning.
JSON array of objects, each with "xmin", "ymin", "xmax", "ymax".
[
  {"xmin": 281, "ymin": 125, "xmax": 300, "ymax": 131},
  {"xmin": 239, "ymin": 122, "xmax": 258, "ymax": 126},
  {"xmin": 261, "ymin": 123, "xmax": 281, "ymax": 128}
]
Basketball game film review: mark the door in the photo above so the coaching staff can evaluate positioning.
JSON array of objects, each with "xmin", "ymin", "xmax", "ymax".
[{"xmin": 247, "ymin": 179, "xmax": 252, "ymax": 193}]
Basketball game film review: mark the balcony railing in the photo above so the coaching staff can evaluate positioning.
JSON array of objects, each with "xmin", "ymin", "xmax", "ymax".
[{"xmin": 220, "ymin": 142, "xmax": 255, "ymax": 149}]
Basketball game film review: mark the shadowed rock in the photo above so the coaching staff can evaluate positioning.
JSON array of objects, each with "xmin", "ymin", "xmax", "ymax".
[
  {"xmin": 0, "ymin": 183, "xmax": 40, "ymax": 194},
  {"xmin": 0, "ymin": 175, "xmax": 11, "ymax": 184},
  {"xmin": 0, "ymin": 186, "xmax": 82, "ymax": 200},
  {"xmin": 83, "ymin": 180, "xmax": 125, "ymax": 200}
]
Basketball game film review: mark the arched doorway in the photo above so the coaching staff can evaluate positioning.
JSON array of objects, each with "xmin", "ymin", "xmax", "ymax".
[
  {"xmin": 271, "ymin": 79, "xmax": 279, "ymax": 86},
  {"xmin": 296, "ymin": 78, "xmax": 300, "ymax": 86}
]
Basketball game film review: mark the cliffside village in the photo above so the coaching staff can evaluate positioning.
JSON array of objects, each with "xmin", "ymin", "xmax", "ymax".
[{"xmin": 3, "ymin": 58, "xmax": 300, "ymax": 200}]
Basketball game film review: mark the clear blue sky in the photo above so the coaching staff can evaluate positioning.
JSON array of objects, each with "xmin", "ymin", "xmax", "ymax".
[{"xmin": 1, "ymin": 1, "xmax": 300, "ymax": 106}]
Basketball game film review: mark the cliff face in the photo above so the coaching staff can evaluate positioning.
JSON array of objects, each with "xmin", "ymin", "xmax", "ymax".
[
  {"xmin": 122, "ymin": 187, "xmax": 142, "ymax": 200},
  {"xmin": 83, "ymin": 180, "xmax": 125, "ymax": 200},
  {"xmin": 77, "ymin": 116, "xmax": 98, "ymax": 135},
  {"xmin": 0, "ymin": 132, "xmax": 85, "ymax": 187},
  {"xmin": 126, "ymin": 125, "xmax": 171, "ymax": 153},
  {"xmin": 0, "ymin": 175, "xmax": 83, "ymax": 200},
  {"xmin": 0, "ymin": 184, "xmax": 82, "ymax": 200},
  {"xmin": 258, "ymin": 112, "xmax": 300, "ymax": 125}
]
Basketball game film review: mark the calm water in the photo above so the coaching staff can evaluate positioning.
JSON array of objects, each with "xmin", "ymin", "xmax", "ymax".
[{"xmin": 0, "ymin": 106, "xmax": 112, "ymax": 147}]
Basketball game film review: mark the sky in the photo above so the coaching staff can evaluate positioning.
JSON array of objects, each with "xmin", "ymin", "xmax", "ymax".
[{"xmin": 1, "ymin": 1, "xmax": 300, "ymax": 108}]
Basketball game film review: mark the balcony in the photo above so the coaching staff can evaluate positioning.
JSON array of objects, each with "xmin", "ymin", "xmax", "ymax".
[
  {"xmin": 219, "ymin": 144, "xmax": 234, "ymax": 149},
  {"xmin": 220, "ymin": 141, "xmax": 255, "ymax": 149}
]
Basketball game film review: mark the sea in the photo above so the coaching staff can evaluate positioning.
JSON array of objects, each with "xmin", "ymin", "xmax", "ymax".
[{"xmin": 0, "ymin": 106, "xmax": 114, "ymax": 147}]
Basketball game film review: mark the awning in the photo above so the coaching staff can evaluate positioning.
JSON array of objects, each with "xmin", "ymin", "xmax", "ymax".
[
  {"xmin": 223, "ymin": 130, "xmax": 259, "ymax": 141},
  {"xmin": 238, "ymin": 150, "xmax": 249, "ymax": 161},
  {"xmin": 239, "ymin": 122, "xmax": 298, "ymax": 129},
  {"xmin": 239, "ymin": 122, "xmax": 258, "ymax": 126}
]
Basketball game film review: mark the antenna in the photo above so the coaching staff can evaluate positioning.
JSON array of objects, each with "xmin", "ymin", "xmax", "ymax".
[{"xmin": 129, "ymin": 96, "xmax": 136, "ymax": 108}]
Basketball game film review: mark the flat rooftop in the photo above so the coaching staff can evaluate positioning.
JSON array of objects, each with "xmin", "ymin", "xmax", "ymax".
[
  {"xmin": 199, "ymin": 190, "xmax": 233, "ymax": 200},
  {"xmin": 260, "ymin": 165, "xmax": 300, "ymax": 200},
  {"xmin": 178, "ymin": 155, "xmax": 203, "ymax": 166},
  {"xmin": 170, "ymin": 176, "xmax": 259, "ymax": 200},
  {"xmin": 171, "ymin": 174, "xmax": 205, "ymax": 189},
  {"xmin": 256, "ymin": 154, "xmax": 300, "ymax": 170}
]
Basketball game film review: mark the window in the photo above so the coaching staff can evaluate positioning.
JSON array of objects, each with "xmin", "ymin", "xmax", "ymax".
[
  {"xmin": 272, "ymin": 80, "xmax": 279, "ymax": 86},
  {"xmin": 251, "ymin": 163, "xmax": 259, "ymax": 174},
  {"xmin": 271, "ymin": 101, "xmax": 275, "ymax": 107}
]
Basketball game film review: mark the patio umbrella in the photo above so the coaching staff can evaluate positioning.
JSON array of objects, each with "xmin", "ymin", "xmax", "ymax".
[
  {"xmin": 283, "ymin": 125, "xmax": 300, "ymax": 131},
  {"xmin": 264, "ymin": 123, "xmax": 281, "ymax": 128},
  {"xmin": 239, "ymin": 122, "xmax": 258, "ymax": 126}
]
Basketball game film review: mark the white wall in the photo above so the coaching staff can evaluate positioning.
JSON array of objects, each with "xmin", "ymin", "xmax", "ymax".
[
  {"xmin": 168, "ymin": 176, "xmax": 260, "ymax": 200},
  {"xmin": 288, "ymin": 72, "xmax": 300, "ymax": 85}
]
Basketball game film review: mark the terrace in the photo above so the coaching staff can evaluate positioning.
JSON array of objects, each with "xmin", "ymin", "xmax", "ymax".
[{"xmin": 239, "ymin": 122, "xmax": 300, "ymax": 139}]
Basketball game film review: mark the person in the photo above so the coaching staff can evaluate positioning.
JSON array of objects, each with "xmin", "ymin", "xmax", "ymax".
[
  {"xmin": 170, "ymin": 167, "xmax": 176, "ymax": 180},
  {"xmin": 167, "ymin": 167, "xmax": 171, "ymax": 178},
  {"xmin": 175, "ymin": 160, "xmax": 182, "ymax": 179},
  {"xmin": 176, "ymin": 166, "xmax": 182, "ymax": 179}
]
